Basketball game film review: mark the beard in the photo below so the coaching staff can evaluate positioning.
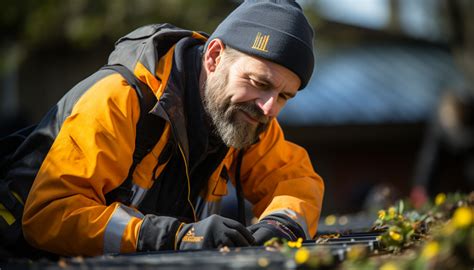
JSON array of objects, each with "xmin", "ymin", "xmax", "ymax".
[{"xmin": 202, "ymin": 65, "xmax": 271, "ymax": 149}]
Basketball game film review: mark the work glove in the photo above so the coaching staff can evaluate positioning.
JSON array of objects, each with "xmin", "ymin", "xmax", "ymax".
[
  {"xmin": 177, "ymin": 214, "xmax": 255, "ymax": 250},
  {"xmin": 247, "ymin": 214, "xmax": 306, "ymax": 245}
]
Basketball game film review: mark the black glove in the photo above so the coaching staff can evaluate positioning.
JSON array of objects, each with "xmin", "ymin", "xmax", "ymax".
[
  {"xmin": 247, "ymin": 214, "xmax": 306, "ymax": 245},
  {"xmin": 177, "ymin": 215, "xmax": 255, "ymax": 250}
]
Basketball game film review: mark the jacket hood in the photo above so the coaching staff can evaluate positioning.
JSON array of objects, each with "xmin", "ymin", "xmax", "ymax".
[{"xmin": 108, "ymin": 23, "xmax": 208, "ymax": 91}]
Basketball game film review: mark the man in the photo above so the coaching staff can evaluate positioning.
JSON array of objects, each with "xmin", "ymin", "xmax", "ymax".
[
  {"xmin": 411, "ymin": 88, "xmax": 474, "ymax": 208},
  {"xmin": 6, "ymin": 0, "xmax": 323, "ymax": 256}
]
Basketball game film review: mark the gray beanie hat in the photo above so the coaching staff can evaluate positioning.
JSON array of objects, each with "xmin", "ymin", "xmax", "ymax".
[{"xmin": 207, "ymin": 0, "xmax": 315, "ymax": 90}]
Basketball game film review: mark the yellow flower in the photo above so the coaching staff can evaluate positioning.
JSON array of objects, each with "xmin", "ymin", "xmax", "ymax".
[
  {"xmin": 378, "ymin": 210, "xmax": 386, "ymax": 220},
  {"xmin": 452, "ymin": 206, "xmax": 473, "ymax": 228},
  {"xmin": 287, "ymin": 238, "xmax": 302, "ymax": 248},
  {"xmin": 422, "ymin": 241, "xmax": 439, "ymax": 259},
  {"xmin": 388, "ymin": 207, "xmax": 396, "ymax": 218},
  {"xmin": 403, "ymin": 221, "xmax": 411, "ymax": 228},
  {"xmin": 325, "ymin": 215, "xmax": 336, "ymax": 226},
  {"xmin": 380, "ymin": 262, "xmax": 399, "ymax": 270},
  {"xmin": 257, "ymin": 257, "xmax": 269, "ymax": 267},
  {"xmin": 435, "ymin": 193, "xmax": 446, "ymax": 206},
  {"xmin": 389, "ymin": 230, "xmax": 402, "ymax": 242},
  {"xmin": 347, "ymin": 245, "xmax": 366, "ymax": 260},
  {"xmin": 294, "ymin": 247, "xmax": 310, "ymax": 264}
]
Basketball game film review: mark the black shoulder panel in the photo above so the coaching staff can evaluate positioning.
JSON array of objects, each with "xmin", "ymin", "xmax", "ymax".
[{"xmin": 101, "ymin": 65, "xmax": 165, "ymax": 205}]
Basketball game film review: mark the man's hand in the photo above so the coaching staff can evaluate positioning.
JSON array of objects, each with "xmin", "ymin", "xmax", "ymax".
[
  {"xmin": 247, "ymin": 214, "xmax": 306, "ymax": 245},
  {"xmin": 177, "ymin": 215, "xmax": 255, "ymax": 250}
]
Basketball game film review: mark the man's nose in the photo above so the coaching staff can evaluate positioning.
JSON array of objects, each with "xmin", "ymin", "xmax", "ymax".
[{"xmin": 256, "ymin": 92, "xmax": 279, "ymax": 117}]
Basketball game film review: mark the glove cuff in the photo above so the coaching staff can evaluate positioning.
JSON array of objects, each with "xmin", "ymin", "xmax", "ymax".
[
  {"xmin": 137, "ymin": 215, "xmax": 182, "ymax": 251},
  {"xmin": 260, "ymin": 214, "xmax": 306, "ymax": 241}
]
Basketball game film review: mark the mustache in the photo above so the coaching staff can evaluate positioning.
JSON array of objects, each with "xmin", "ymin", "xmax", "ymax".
[{"xmin": 231, "ymin": 102, "xmax": 270, "ymax": 124}]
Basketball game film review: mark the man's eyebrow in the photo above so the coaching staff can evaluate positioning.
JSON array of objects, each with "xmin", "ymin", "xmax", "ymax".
[
  {"xmin": 250, "ymin": 74, "xmax": 296, "ymax": 98},
  {"xmin": 249, "ymin": 73, "xmax": 275, "ymax": 88},
  {"xmin": 282, "ymin": 90, "xmax": 296, "ymax": 98}
]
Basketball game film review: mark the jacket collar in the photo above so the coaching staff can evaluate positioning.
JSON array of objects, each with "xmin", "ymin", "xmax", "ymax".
[{"xmin": 150, "ymin": 36, "xmax": 207, "ymax": 162}]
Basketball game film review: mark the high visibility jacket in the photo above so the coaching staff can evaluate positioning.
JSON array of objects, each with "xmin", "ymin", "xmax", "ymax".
[{"xmin": 18, "ymin": 24, "xmax": 324, "ymax": 256}]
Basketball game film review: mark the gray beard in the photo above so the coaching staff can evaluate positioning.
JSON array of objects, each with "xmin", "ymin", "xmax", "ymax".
[{"xmin": 202, "ymin": 72, "xmax": 269, "ymax": 149}]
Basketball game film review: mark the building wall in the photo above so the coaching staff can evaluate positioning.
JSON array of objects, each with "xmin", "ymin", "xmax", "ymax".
[{"xmin": 282, "ymin": 124, "xmax": 468, "ymax": 215}]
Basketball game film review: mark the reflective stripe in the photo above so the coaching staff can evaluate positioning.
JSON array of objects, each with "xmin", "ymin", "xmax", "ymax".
[
  {"xmin": 0, "ymin": 191, "xmax": 24, "ymax": 225},
  {"xmin": 0, "ymin": 203, "xmax": 15, "ymax": 225},
  {"xmin": 130, "ymin": 184, "xmax": 148, "ymax": 208},
  {"xmin": 11, "ymin": 191, "xmax": 24, "ymax": 205},
  {"xmin": 267, "ymin": 209, "xmax": 311, "ymax": 239},
  {"xmin": 103, "ymin": 204, "xmax": 144, "ymax": 254}
]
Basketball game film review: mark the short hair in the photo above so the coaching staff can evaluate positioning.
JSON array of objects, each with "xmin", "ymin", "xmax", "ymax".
[{"xmin": 221, "ymin": 45, "xmax": 244, "ymax": 64}]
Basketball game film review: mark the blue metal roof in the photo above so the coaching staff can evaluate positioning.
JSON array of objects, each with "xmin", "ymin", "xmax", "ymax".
[{"xmin": 278, "ymin": 43, "xmax": 465, "ymax": 126}]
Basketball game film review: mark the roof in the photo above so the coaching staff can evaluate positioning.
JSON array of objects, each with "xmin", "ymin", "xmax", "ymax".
[{"xmin": 278, "ymin": 42, "xmax": 465, "ymax": 126}]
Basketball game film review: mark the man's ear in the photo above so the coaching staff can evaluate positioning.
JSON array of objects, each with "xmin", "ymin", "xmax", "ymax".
[{"xmin": 203, "ymin": 39, "xmax": 225, "ymax": 74}]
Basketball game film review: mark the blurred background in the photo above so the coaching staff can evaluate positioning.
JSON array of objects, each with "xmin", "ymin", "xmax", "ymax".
[{"xmin": 1, "ymin": 0, "xmax": 473, "ymax": 220}]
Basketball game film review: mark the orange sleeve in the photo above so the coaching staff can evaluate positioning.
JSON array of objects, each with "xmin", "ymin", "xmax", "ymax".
[
  {"xmin": 240, "ymin": 119, "xmax": 324, "ymax": 238},
  {"xmin": 23, "ymin": 73, "xmax": 144, "ymax": 256}
]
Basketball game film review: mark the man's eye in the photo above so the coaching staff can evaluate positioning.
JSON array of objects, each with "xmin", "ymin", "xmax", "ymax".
[
  {"xmin": 279, "ymin": 93, "xmax": 289, "ymax": 101},
  {"xmin": 251, "ymin": 79, "xmax": 267, "ymax": 88}
]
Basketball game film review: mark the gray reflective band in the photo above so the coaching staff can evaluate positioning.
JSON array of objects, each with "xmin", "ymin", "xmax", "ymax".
[
  {"xmin": 130, "ymin": 184, "xmax": 148, "ymax": 208},
  {"xmin": 103, "ymin": 204, "xmax": 144, "ymax": 254},
  {"xmin": 268, "ymin": 209, "xmax": 311, "ymax": 239}
]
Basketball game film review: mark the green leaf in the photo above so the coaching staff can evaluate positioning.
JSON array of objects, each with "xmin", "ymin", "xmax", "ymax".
[{"xmin": 399, "ymin": 200, "xmax": 404, "ymax": 214}]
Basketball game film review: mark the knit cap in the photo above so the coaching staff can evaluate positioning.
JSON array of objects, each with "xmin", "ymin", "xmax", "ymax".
[{"xmin": 207, "ymin": 0, "xmax": 315, "ymax": 89}]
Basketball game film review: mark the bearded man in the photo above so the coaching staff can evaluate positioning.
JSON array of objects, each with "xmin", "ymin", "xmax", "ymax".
[{"xmin": 3, "ymin": 0, "xmax": 324, "ymax": 257}]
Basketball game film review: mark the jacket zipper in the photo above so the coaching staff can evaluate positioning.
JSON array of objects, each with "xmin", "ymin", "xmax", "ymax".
[
  {"xmin": 155, "ymin": 103, "xmax": 198, "ymax": 222},
  {"xmin": 177, "ymin": 142, "xmax": 198, "ymax": 222}
]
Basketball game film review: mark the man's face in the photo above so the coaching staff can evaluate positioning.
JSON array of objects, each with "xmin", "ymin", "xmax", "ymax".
[{"xmin": 202, "ymin": 48, "xmax": 300, "ymax": 149}]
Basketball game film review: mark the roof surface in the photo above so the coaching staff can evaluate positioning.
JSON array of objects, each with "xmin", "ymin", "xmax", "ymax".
[{"xmin": 278, "ymin": 42, "xmax": 465, "ymax": 126}]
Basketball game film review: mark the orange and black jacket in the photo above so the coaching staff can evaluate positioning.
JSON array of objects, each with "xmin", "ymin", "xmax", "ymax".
[{"xmin": 7, "ymin": 24, "xmax": 324, "ymax": 256}]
